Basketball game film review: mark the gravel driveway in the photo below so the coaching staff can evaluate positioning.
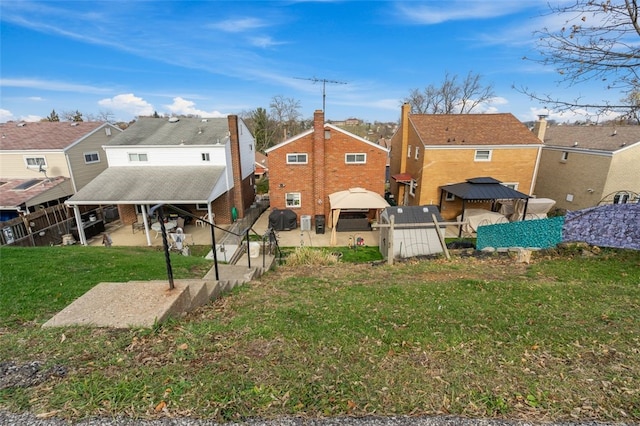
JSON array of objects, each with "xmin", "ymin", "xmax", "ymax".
[{"xmin": 1, "ymin": 411, "xmax": 636, "ymax": 426}]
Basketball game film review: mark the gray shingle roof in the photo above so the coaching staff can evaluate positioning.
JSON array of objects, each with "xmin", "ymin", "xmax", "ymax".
[
  {"xmin": 67, "ymin": 166, "xmax": 225, "ymax": 205},
  {"xmin": 107, "ymin": 117, "xmax": 230, "ymax": 147},
  {"xmin": 544, "ymin": 125, "xmax": 640, "ymax": 152}
]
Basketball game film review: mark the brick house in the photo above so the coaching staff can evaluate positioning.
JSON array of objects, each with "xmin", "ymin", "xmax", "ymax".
[
  {"xmin": 388, "ymin": 103, "xmax": 543, "ymax": 220},
  {"xmin": 0, "ymin": 121, "xmax": 121, "ymax": 221},
  {"xmin": 66, "ymin": 116, "xmax": 255, "ymax": 245},
  {"xmin": 265, "ymin": 110, "xmax": 388, "ymax": 231},
  {"xmin": 533, "ymin": 117, "xmax": 640, "ymax": 210}
]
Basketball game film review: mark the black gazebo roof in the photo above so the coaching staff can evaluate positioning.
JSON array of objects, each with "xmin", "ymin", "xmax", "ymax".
[{"xmin": 440, "ymin": 177, "xmax": 530, "ymax": 201}]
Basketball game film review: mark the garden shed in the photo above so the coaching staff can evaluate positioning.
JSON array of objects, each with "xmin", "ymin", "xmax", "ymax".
[{"xmin": 379, "ymin": 205, "xmax": 446, "ymax": 259}]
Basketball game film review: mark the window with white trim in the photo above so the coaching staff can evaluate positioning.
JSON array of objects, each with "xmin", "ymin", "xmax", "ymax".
[
  {"xmin": 502, "ymin": 182, "xmax": 518, "ymax": 190},
  {"xmin": 407, "ymin": 145, "xmax": 412, "ymax": 158},
  {"xmin": 24, "ymin": 156, "xmax": 46, "ymax": 169},
  {"xmin": 409, "ymin": 179, "xmax": 417, "ymax": 197},
  {"xmin": 285, "ymin": 192, "xmax": 301, "ymax": 208},
  {"xmin": 84, "ymin": 151, "xmax": 100, "ymax": 164},
  {"xmin": 286, "ymin": 153, "xmax": 308, "ymax": 164},
  {"xmin": 128, "ymin": 153, "xmax": 148, "ymax": 162},
  {"xmin": 196, "ymin": 203, "xmax": 209, "ymax": 210},
  {"xmin": 345, "ymin": 153, "xmax": 366, "ymax": 164},
  {"xmin": 445, "ymin": 192, "xmax": 455, "ymax": 201},
  {"xmin": 201, "ymin": 152, "xmax": 210, "ymax": 161},
  {"xmin": 414, "ymin": 146, "xmax": 420, "ymax": 160},
  {"xmin": 474, "ymin": 149, "xmax": 492, "ymax": 161},
  {"xmin": 561, "ymin": 151, "xmax": 569, "ymax": 162}
]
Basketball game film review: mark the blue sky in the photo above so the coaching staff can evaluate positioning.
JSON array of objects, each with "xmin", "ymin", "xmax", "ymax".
[{"xmin": 0, "ymin": 1, "xmax": 625, "ymax": 125}]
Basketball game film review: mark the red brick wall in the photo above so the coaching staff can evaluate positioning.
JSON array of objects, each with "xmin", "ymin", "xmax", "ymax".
[{"xmin": 268, "ymin": 111, "xmax": 388, "ymax": 225}]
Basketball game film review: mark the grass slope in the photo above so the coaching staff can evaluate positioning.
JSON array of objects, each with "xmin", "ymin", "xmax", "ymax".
[{"xmin": 0, "ymin": 245, "xmax": 639, "ymax": 423}]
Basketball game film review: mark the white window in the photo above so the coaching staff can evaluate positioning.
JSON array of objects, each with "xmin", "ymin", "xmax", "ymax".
[
  {"xmin": 286, "ymin": 153, "xmax": 308, "ymax": 164},
  {"xmin": 84, "ymin": 152, "xmax": 100, "ymax": 164},
  {"xmin": 445, "ymin": 192, "xmax": 455, "ymax": 201},
  {"xmin": 201, "ymin": 152, "xmax": 210, "ymax": 161},
  {"xmin": 407, "ymin": 145, "xmax": 412, "ymax": 158},
  {"xmin": 409, "ymin": 179, "xmax": 417, "ymax": 197},
  {"xmin": 561, "ymin": 151, "xmax": 569, "ymax": 162},
  {"xmin": 196, "ymin": 203, "xmax": 209, "ymax": 210},
  {"xmin": 474, "ymin": 150, "xmax": 492, "ymax": 161},
  {"xmin": 502, "ymin": 182, "xmax": 518, "ymax": 190},
  {"xmin": 285, "ymin": 192, "xmax": 301, "ymax": 208},
  {"xmin": 128, "ymin": 153, "xmax": 148, "ymax": 162},
  {"xmin": 414, "ymin": 146, "xmax": 420, "ymax": 160},
  {"xmin": 24, "ymin": 156, "xmax": 46, "ymax": 169},
  {"xmin": 345, "ymin": 153, "xmax": 366, "ymax": 164}
]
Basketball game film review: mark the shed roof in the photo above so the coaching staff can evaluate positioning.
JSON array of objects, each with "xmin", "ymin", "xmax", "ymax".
[
  {"xmin": 440, "ymin": 177, "xmax": 530, "ymax": 200},
  {"xmin": 381, "ymin": 205, "xmax": 444, "ymax": 224}
]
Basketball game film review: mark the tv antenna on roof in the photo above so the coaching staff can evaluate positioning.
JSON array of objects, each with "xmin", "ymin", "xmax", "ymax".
[{"xmin": 294, "ymin": 76, "xmax": 347, "ymax": 115}]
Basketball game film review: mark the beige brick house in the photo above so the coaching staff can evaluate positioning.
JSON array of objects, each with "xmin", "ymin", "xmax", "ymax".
[
  {"xmin": 388, "ymin": 104, "xmax": 543, "ymax": 220},
  {"xmin": 265, "ymin": 110, "xmax": 389, "ymax": 230},
  {"xmin": 533, "ymin": 118, "xmax": 640, "ymax": 210}
]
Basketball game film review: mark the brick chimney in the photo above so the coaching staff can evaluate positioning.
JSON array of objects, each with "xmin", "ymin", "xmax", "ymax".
[
  {"xmin": 533, "ymin": 114, "xmax": 547, "ymax": 142},
  {"xmin": 227, "ymin": 114, "xmax": 244, "ymax": 219},
  {"xmin": 399, "ymin": 103, "xmax": 411, "ymax": 173},
  {"xmin": 313, "ymin": 110, "xmax": 326, "ymax": 216}
]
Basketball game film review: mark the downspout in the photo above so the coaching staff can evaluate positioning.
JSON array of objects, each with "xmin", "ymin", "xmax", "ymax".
[{"xmin": 64, "ymin": 150, "xmax": 78, "ymax": 193}]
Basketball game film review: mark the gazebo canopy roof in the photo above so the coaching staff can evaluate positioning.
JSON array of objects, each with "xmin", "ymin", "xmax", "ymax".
[
  {"xmin": 329, "ymin": 188, "xmax": 390, "ymax": 209},
  {"xmin": 440, "ymin": 177, "xmax": 530, "ymax": 201}
]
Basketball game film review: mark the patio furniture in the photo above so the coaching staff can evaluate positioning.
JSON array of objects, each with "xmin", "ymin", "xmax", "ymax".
[
  {"xmin": 151, "ymin": 220, "xmax": 177, "ymax": 239},
  {"xmin": 196, "ymin": 213, "xmax": 209, "ymax": 227}
]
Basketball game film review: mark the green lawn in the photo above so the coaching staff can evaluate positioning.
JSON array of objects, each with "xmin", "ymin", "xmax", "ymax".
[{"xmin": 0, "ymin": 245, "xmax": 639, "ymax": 423}]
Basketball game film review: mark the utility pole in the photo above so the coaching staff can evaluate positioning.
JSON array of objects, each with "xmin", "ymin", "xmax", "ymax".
[{"xmin": 294, "ymin": 76, "xmax": 347, "ymax": 116}]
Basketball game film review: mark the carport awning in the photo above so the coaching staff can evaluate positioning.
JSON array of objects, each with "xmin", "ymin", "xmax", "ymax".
[{"xmin": 66, "ymin": 166, "xmax": 226, "ymax": 205}]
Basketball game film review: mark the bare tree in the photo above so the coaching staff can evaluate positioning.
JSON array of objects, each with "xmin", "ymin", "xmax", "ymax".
[
  {"xmin": 404, "ymin": 72, "xmax": 495, "ymax": 114},
  {"xmin": 520, "ymin": 0, "xmax": 640, "ymax": 114},
  {"xmin": 269, "ymin": 95, "xmax": 303, "ymax": 141},
  {"xmin": 96, "ymin": 110, "xmax": 115, "ymax": 123}
]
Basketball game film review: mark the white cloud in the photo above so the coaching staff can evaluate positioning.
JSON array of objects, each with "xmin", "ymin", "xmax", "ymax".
[
  {"xmin": 0, "ymin": 109, "xmax": 15, "ymax": 123},
  {"xmin": 98, "ymin": 93, "xmax": 154, "ymax": 117},
  {"xmin": 20, "ymin": 115, "xmax": 44, "ymax": 122},
  {"xmin": 248, "ymin": 36, "xmax": 287, "ymax": 48},
  {"xmin": 0, "ymin": 78, "xmax": 110, "ymax": 94},
  {"xmin": 208, "ymin": 17, "xmax": 269, "ymax": 33},
  {"xmin": 164, "ymin": 97, "xmax": 227, "ymax": 118},
  {"xmin": 395, "ymin": 2, "xmax": 531, "ymax": 25}
]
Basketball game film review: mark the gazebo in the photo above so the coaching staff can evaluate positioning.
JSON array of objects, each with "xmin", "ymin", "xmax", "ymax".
[
  {"xmin": 328, "ymin": 188, "xmax": 389, "ymax": 245},
  {"xmin": 439, "ymin": 177, "xmax": 531, "ymax": 235}
]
